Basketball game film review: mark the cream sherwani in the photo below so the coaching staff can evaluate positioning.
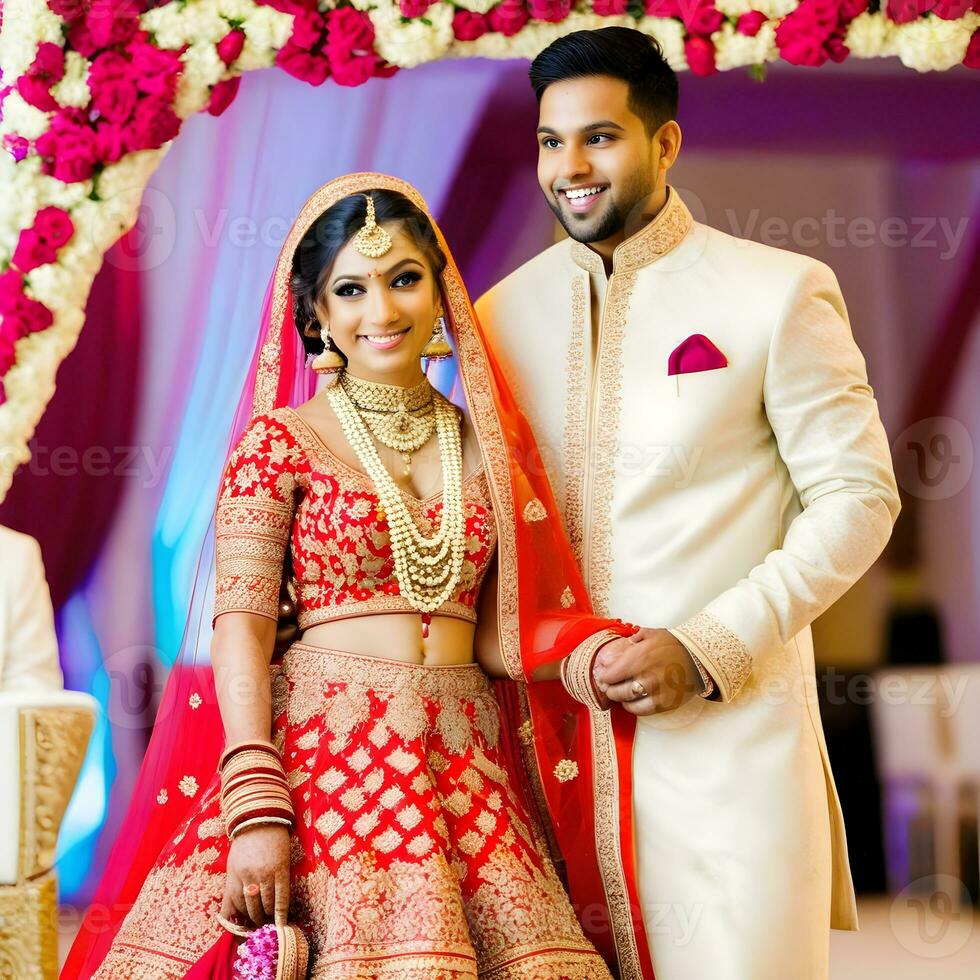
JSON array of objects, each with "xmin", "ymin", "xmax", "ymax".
[{"xmin": 475, "ymin": 188, "xmax": 900, "ymax": 980}]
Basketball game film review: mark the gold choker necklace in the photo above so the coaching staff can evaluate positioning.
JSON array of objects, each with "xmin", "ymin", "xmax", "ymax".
[{"xmin": 339, "ymin": 373, "xmax": 435, "ymax": 459}]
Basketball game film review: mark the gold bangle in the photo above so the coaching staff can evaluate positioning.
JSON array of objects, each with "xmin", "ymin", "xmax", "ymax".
[{"xmin": 560, "ymin": 629, "xmax": 621, "ymax": 711}]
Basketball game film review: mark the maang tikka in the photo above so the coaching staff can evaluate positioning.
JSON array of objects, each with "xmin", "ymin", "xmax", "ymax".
[{"xmin": 352, "ymin": 194, "xmax": 392, "ymax": 258}]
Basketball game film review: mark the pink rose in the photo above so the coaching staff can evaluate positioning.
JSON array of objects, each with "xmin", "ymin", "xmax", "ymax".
[
  {"xmin": 453, "ymin": 9, "xmax": 490, "ymax": 40},
  {"xmin": 83, "ymin": 0, "xmax": 141, "ymax": 49},
  {"xmin": 125, "ymin": 97, "xmax": 181, "ymax": 151},
  {"xmin": 12, "ymin": 230, "xmax": 58, "ymax": 273},
  {"xmin": 206, "ymin": 77, "xmax": 241, "ymax": 116},
  {"xmin": 28, "ymin": 43, "xmax": 66, "ymax": 84},
  {"xmin": 488, "ymin": 0, "xmax": 530, "ymax": 35},
  {"xmin": 736, "ymin": 10, "xmax": 767, "ymax": 35},
  {"xmin": 16, "ymin": 76, "xmax": 60, "ymax": 112},
  {"xmin": 328, "ymin": 49, "xmax": 379, "ymax": 86},
  {"xmin": 89, "ymin": 51, "xmax": 137, "ymax": 123},
  {"xmin": 3, "ymin": 134, "xmax": 30, "ymax": 162},
  {"xmin": 399, "ymin": 0, "xmax": 432, "ymax": 16},
  {"xmin": 682, "ymin": 0, "xmax": 724, "ymax": 36},
  {"xmin": 684, "ymin": 35, "xmax": 717, "ymax": 74},
  {"xmin": 129, "ymin": 39, "xmax": 182, "ymax": 100},
  {"xmin": 34, "ymin": 207, "xmax": 74, "ymax": 248},
  {"xmin": 329, "ymin": 6, "xmax": 376, "ymax": 51},
  {"xmin": 35, "ymin": 110, "xmax": 99, "ymax": 182},
  {"xmin": 290, "ymin": 10, "xmax": 328, "ymax": 50},
  {"xmin": 276, "ymin": 43, "xmax": 331, "ymax": 85},
  {"xmin": 593, "ymin": 0, "xmax": 630, "ymax": 13},
  {"xmin": 1, "ymin": 292, "xmax": 54, "ymax": 336},
  {"xmin": 217, "ymin": 29, "xmax": 246, "ymax": 66},
  {"xmin": 826, "ymin": 27, "xmax": 849, "ymax": 61},
  {"xmin": 94, "ymin": 120, "xmax": 126, "ymax": 162},
  {"xmin": 0, "ymin": 269, "xmax": 26, "ymax": 313},
  {"xmin": 646, "ymin": 0, "xmax": 682, "ymax": 16},
  {"xmin": 528, "ymin": 0, "xmax": 572, "ymax": 21}
]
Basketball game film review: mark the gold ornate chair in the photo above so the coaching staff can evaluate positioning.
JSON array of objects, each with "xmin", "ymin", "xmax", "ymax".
[{"xmin": 0, "ymin": 690, "xmax": 97, "ymax": 979}]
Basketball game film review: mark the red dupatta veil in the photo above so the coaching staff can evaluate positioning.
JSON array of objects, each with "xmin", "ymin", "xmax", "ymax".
[{"xmin": 63, "ymin": 174, "xmax": 654, "ymax": 979}]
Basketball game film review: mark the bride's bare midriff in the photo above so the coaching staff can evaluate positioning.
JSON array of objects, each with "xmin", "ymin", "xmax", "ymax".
[{"xmin": 298, "ymin": 613, "xmax": 476, "ymax": 666}]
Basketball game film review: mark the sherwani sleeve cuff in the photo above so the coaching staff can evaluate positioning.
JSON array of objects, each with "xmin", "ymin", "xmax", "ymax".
[
  {"xmin": 667, "ymin": 617, "xmax": 750, "ymax": 703},
  {"xmin": 560, "ymin": 628, "xmax": 621, "ymax": 711}
]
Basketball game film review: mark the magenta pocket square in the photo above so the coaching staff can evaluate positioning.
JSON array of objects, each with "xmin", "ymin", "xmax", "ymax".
[{"xmin": 667, "ymin": 334, "xmax": 728, "ymax": 376}]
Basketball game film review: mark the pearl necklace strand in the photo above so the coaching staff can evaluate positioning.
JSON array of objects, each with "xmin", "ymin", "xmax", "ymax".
[{"xmin": 326, "ymin": 377, "xmax": 466, "ymax": 613}]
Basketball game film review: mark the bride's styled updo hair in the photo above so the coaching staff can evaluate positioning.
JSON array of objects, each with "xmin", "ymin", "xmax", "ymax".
[{"xmin": 291, "ymin": 189, "xmax": 448, "ymax": 360}]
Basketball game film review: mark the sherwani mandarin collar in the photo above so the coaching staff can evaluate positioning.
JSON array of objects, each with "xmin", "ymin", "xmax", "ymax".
[{"xmin": 568, "ymin": 185, "xmax": 694, "ymax": 276}]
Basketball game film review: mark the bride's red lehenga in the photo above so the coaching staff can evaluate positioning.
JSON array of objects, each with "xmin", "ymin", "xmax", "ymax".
[{"xmin": 63, "ymin": 175, "xmax": 656, "ymax": 980}]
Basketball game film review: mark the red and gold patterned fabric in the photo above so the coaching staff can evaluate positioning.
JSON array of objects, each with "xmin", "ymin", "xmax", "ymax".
[
  {"xmin": 213, "ymin": 408, "xmax": 496, "ymax": 631},
  {"xmin": 92, "ymin": 645, "xmax": 611, "ymax": 979}
]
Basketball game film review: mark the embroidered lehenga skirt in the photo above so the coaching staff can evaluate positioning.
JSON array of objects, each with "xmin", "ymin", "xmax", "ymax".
[{"xmin": 93, "ymin": 643, "xmax": 611, "ymax": 979}]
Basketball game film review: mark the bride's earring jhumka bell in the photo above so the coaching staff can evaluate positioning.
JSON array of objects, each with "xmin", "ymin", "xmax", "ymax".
[
  {"xmin": 422, "ymin": 314, "xmax": 453, "ymax": 361},
  {"xmin": 309, "ymin": 319, "xmax": 345, "ymax": 379}
]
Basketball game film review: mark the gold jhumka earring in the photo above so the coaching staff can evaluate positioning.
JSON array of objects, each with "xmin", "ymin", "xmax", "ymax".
[
  {"xmin": 309, "ymin": 319, "xmax": 345, "ymax": 377},
  {"xmin": 422, "ymin": 314, "xmax": 453, "ymax": 361}
]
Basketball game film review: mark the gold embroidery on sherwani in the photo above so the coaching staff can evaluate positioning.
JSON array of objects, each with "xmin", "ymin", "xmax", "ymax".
[
  {"xmin": 563, "ymin": 277, "xmax": 589, "ymax": 564},
  {"xmin": 674, "ymin": 610, "xmax": 753, "ymax": 700}
]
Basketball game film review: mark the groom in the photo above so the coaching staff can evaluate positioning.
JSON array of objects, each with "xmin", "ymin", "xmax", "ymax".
[{"xmin": 476, "ymin": 27, "xmax": 900, "ymax": 980}]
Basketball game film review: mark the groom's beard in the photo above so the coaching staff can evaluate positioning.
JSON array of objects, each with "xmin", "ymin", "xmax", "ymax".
[{"xmin": 547, "ymin": 179, "xmax": 653, "ymax": 247}]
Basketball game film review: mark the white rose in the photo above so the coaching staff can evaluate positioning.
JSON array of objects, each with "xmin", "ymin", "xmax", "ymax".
[
  {"xmin": 713, "ymin": 21, "xmax": 777, "ymax": 70},
  {"xmin": 895, "ymin": 15, "xmax": 974, "ymax": 72},
  {"xmin": 844, "ymin": 11, "xmax": 897, "ymax": 59},
  {"xmin": 370, "ymin": 0, "xmax": 454, "ymax": 68},
  {"xmin": 0, "ymin": 91, "xmax": 51, "ymax": 140}
]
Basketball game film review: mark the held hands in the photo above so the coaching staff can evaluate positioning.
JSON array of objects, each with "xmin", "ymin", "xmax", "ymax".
[
  {"xmin": 592, "ymin": 628, "xmax": 704, "ymax": 716},
  {"xmin": 221, "ymin": 823, "xmax": 291, "ymax": 928}
]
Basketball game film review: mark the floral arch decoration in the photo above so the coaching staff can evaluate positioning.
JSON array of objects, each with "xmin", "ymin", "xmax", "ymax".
[{"xmin": 0, "ymin": 0, "xmax": 978, "ymax": 500}]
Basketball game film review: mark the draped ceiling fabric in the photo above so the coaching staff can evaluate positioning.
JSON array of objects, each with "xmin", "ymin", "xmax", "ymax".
[{"xmin": 2, "ymin": 58, "xmax": 976, "ymax": 902}]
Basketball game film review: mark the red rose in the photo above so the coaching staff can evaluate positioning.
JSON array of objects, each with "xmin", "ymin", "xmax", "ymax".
[
  {"xmin": 12, "ymin": 229, "xmax": 58, "ymax": 273},
  {"xmin": 885, "ymin": 0, "xmax": 933, "ymax": 21},
  {"xmin": 528, "ymin": 0, "xmax": 572, "ymax": 21},
  {"xmin": 682, "ymin": 0, "xmax": 724, "ymax": 36},
  {"xmin": 125, "ymin": 97, "xmax": 181, "ymax": 151},
  {"xmin": 35, "ymin": 111, "xmax": 99, "ymax": 182},
  {"xmin": 1, "ymin": 292, "xmax": 54, "ymax": 335},
  {"xmin": 684, "ymin": 35, "xmax": 717, "ymax": 74},
  {"xmin": 488, "ymin": 0, "xmax": 530, "ymax": 35},
  {"xmin": 593, "ymin": 0, "xmax": 630, "ymax": 13},
  {"xmin": 840, "ymin": 0, "xmax": 869, "ymax": 18},
  {"xmin": 964, "ymin": 27, "xmax": 980, "ymax": 67},
  {"xmin": 453, "ymin": 9, "xmax": 490, "ymax": 40},
  {"xmin": 34, "ymin": 207, "xmax": 74, "ymax": 249},
  {"xmin": 83, "ymin": 0, "xmax": 141, "ymax": 50},
  {"xmin": 217, "ymin": 29, "xmax": 246, "ymax": 66},
  {"xmin": 826, "ymin": 27, "xmax": 849, "ymax": 61},
  {"xmin": 932, "ymin": 0, "xmax": 971, "ymax": 16},
  {"xmin": 399, "ymin": 0, "xmax": 432, "ymax": 16},
  {"xmin": 736, "ymin": 10, "xmax": 767, "ymax": 35},
  {"xmin": 328, "ymin": 49, "xmax": 379, "ymax": 86},
  {"xmin": 45, "ymin": 0, "xmax": 89, "ymax": 22},
  {"xmin": 276, "ymin": 42, "xmax": 331, "ymax": 85},
  {"xmin": 16, "ymin": 76, "xmax": 60, "ymax": 112},
  {"xmin": 207, "ymin": 77, "xmax": 241, "ymax": 116},
  {"xmin": 129, "ymin": 40, "xmax": 182, "ymax": 100}
]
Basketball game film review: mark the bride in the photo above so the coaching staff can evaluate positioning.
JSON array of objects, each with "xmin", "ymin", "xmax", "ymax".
[{"xmin": 63, "ymin": 174, "xmax": 647, "ymax": 979}]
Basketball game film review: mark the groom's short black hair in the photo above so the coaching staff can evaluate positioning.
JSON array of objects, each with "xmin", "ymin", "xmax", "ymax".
[{"xmin": 529, "ymin": 27, "xmax": 678, "ymax": 135}]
